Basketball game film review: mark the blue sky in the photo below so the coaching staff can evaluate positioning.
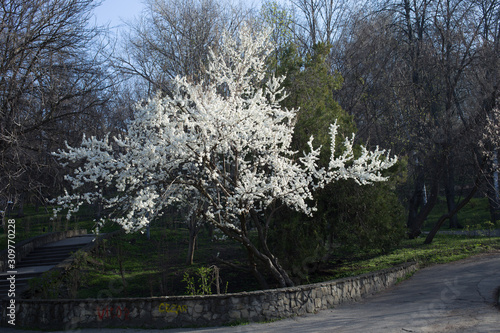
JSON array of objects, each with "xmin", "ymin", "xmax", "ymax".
[
  {"xmin": 93, "ymin": 0, "xmax": 146, "ymax": 30},
  {"xmin": 92, "ymin": 0, "xmax": 266, "ymax": 30}
]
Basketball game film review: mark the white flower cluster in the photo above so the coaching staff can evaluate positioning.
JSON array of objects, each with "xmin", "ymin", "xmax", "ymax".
[{"xmin": 53, "ymin": 24, "xmax": 398, "ymax": 233}]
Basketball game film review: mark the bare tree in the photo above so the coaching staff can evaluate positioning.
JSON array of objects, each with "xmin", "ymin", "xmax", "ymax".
[
  {"xmin": 0, "ymin": 0, "xmax": 113, "ymax": 213},
  {"xmin": 288, "ymin": 0, "xmax": 366, "ymax": 50},
  {"xmin": 334, "ymin": 0, "xmax": 495, "ymax": 240},
  {"xmin": 473, "ymin": 0, "xmax": 500, "ymax": 224},
  {"xmin": 117, "ymin": 0, "xmax": 250, "ymax": 95}
]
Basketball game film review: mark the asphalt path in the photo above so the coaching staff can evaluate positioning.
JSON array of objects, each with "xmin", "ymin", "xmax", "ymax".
[{"xmin": 3, "ymin": 252, "xmax": 500, "ymax": 333}]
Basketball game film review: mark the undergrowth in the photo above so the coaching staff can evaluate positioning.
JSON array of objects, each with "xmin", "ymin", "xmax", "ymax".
[{"xmin": 72, "ymin": 229, "xmax": 500, "ymax": 298}]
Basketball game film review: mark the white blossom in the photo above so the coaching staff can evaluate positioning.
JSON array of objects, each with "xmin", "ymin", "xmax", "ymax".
[{"xmin": 53, "ymin": 24, "xmax": 398, "ymax": 236}]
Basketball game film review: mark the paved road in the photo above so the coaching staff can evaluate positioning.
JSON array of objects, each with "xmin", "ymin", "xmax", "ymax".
[{"xmin": 3, "ymin": 252, "xmax": 500, "ymax": 332}]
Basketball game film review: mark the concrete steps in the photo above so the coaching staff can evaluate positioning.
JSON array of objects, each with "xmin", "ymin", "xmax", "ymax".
[
  {"xmin": 0, "ymin": 235, "xmax": 95, "ymax": 299},
  {"xmin": 0, "ymin": 270, "xmax": 48, "ymax": 298},
  {"xmin": 16, "ymin": 244, "xmax": 84, "ymax": 268}
]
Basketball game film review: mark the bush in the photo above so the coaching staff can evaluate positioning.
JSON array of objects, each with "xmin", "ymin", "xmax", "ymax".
[
  {"xmin": 323, "ymin": 179, "xmax": 406, "ymax": 252},
  {"xmin": 268, "ymin": 171, "xmax": 406, "ymax": 283}
]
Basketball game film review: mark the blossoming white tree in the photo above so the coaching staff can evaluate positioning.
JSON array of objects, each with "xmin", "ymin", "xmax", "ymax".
[{"xmin": 54, "ymin": 25, "xmax": 397, "ymax": 288}]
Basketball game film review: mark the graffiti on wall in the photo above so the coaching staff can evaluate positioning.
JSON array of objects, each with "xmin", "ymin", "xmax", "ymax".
[
  {"xmin": 96, "ymin": 306, "xmax": 130, "ymax": 321},
  {"xmin": 158, "ymin": 303, "xmax": 188, "ymax": 314}
]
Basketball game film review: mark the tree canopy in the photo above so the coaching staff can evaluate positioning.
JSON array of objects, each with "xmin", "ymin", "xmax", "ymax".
[{"xmin": 54, "ymin": 25, "xmax": 397, "ymax": 287}]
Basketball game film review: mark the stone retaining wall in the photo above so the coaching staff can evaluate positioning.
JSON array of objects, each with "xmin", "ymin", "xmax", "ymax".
[
  {"xmin": 0, "ymin": 230, "xmax": 88, "ymax": 272},
  {"xmin": 1, "ymin": 262, "xmax": 418, "ymax": 330}
]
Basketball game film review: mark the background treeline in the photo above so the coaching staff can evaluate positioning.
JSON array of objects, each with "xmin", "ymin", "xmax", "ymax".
[{"xmin": 1, "ymin": 0, "xmax": 499, "ymax": 261}]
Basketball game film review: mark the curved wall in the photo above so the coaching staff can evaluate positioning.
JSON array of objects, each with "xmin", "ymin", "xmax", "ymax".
[{"xmin": 1, "ymin": 262, "xmax": 418, "ymax": 330}]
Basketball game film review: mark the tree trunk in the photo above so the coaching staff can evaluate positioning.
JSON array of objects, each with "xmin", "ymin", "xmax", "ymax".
[
  {"xmin": 488, "ymin": 190, "xmax": 499, "ymax": 226},
  {"xmin": 408, "ymin": 175, "xmax": 440, "ymax": 239},
  {"xmin": 239, "ymin": 233, "xmax": 294, "ymax": 288},
  {"xmin": 251, "ymin": 208, "xmax": 294, "ymax": 288},
  {"xmin": 407, "ymin": 168, "xmax": 425, "ymax": 232},
  {"xmin": 216, "ymin": 212, "xmax": 294, "ymax": 289},
  {"xmin": 186, "ymin": 231, "xmax": 197, "ymax": 265},
  {"xmin": 444, "ymin": 157, "xmax": 460, "ymax": 229},
  {"xmin": 425, "ymin": 175, "xmax": 481, "ymax": 244},
  {"xmin": 258, "ymin": 251, "xmax": 293, "ymax": 288},
  {"xmin": 186, "ymin": 215, "xmax": 200, "ymax": 265},
  {"xmin": 247, "ymin": 251, "xmax": 269, "ymax": 290},
  {"xmin": 262, "ymin": 246, "xmax": 294, "ymax": 287},
  {"xmin": 16, "ymin": 196, "xmax": 24, "ymax": 217},
  {"xmin": 487, "ymin": 151, "xmax": 500, "ymax": 225}
]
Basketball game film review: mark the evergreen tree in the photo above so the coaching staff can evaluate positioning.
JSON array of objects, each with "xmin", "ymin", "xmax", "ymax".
[{"xmin": 267, "ymin": 42, "xmax": 405, "ymax": 281}]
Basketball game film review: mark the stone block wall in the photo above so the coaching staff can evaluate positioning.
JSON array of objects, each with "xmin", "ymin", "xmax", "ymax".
[{"xmin": 1, "ymin": 262, "xmax": 418, "ymax": 330}]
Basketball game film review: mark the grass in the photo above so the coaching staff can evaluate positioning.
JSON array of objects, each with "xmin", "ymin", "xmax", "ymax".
[
  {"xmin": 72, "ymin": 227, "xmax": 257, "ymax": 299},
  {"xmin": 6, "ymin": 198, "xmax": 500, "ymax": 299},
  {"xmin": 309, "ymin": 234, "xmax": 500, "ymax": 283},
  {"xmin": 424, "ymin": 196, "xmax": 494, "ymax": 230},
  {"xmin": 67, "ymin": 227, "xmax": 500, "ymax": 299}
]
